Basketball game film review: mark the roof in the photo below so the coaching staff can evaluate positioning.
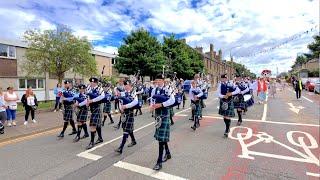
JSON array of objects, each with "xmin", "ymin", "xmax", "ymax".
[{"xmin": 0, "ymin": 38, "xmax": 117, "ymax": 58}]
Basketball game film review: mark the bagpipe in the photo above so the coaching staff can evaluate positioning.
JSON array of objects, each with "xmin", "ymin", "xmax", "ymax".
[{"xmin": 167, "ymin": 72, "xmax": 183, "ymax": 107}]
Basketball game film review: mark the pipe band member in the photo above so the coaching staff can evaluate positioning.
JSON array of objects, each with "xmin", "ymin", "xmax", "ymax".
[
  {"xmin": 217, "ymin": 74, "xmax": 240, "ymax": 137},
  {"xmin": 135, "ymin": 80, "xmax": 144, "ymax": 116},
  {"xmin": 114, "ymin": 79, "xmax": 125, "ymax": 129},
  {"xmin": 233, "ymin": 75, "xmax": 249, "ymax": 126},
  {"xmin": 57, "ymin": 80, "xmax": 77, "ymax": 138},
  {"xmin": 102, "ymin": 83, "xmax": 114, "ymax": 126},
  {"xmin": 115, "ymin": 79, "xmax": 139, "ymax": 154},
  {"xmin": 150, "ymin": 74, "xmax": 175, "ymax": 171},
  {"xmin": 189, "ymin": 80, "xmax": 203, "ymax": 131},
  {"xmin": 86, "ymin": 77, "xmax": 105, "ymax": 150},
  {"xmin": 73, "ymin": 84, "xmax": 90, "ymax": 142}
]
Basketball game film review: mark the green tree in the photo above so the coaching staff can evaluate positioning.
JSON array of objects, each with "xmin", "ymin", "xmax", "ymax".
[
  {"xmin": 23, "ymin": 25, "xmax": 97, "ymax": 83},
  {"xmin": 114, "ymin": 28, "xmax": 165, "ymax": 80},
  {"xmin": 305, "ymin": 35, "xmax": 320, "ymax": 60},
  {"xmin": 162, "ymin": 35, "xmax": 204, "ymax": 79},
  {"xmin": 226, "ymin": 61, "xmax": 256, "ymax": 78}
]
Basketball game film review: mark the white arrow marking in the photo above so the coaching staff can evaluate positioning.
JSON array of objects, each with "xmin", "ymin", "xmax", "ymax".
[{"xmin": 288, "ymin": 103, "xmax": 305, "ymax": 114}]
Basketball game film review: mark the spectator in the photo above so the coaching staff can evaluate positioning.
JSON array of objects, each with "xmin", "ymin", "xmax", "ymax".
[
  {"xmin": 293, "ymin": 78, "xmax": 303, "ymax": 100},
  {"xmin": 4, "ymin": 87, "xmax": 19, "ymax": 127},
  {"xmin": 21, "ymin": 87, "xmax": 38, "ymax": 125},
  {"xmin": 53, "ymin": 83, "xmax": 63, "ymax": 112},
  {"xmin": 0, "ymin": 88, "xmax": 7, "ymax": 132}
]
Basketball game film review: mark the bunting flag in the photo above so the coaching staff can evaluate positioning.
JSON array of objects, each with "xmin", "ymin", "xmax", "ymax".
[{"xmin": 234, "ymin": 25, "xmax": 318, "ymax": 58}]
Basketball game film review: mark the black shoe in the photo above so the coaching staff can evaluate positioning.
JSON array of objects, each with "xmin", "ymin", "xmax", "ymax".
[
  {"xmin": 189, "ymin": 118, "xmax": 193, "ymax": 121},
  {"xmin": 224, "ymin": 132, "xmax": 229, "ymax": 138},
  {"xmin": 176, "ymin": 107, "xmax": 180, "ymax": 110},
  {"xmin": 115, "ymin": 147, "xmax": 122, "ymax": 154},
  {"xmin": 163, "ymin": 154, "xmax": 171, "ymax": 162},
  {"xmin": 134, "ymin": 113, "xmax": 137, "ymax": 116},
  {"xmin": 57, "ymin": 133, "xmax": 64, "ymax": 138},
  {"xmin": 170, "ymin": 122, "xmax": 174, "ymax": 126},
  {"xmin": 139, "ymin": 112, "xmax": 142, "ymax": 115},
  {"xmin": 95, "ymin": 138, "xmax": 103, "ymax": 144},
  {"xmin": 196, "ymin": 123, "xmax": 200, "ymax": 128},
  {"xmin": 191, "ymin": 126, "xmax": 196, "ymax": 131},
  {"xmin": 68, "ymin": 131, "xmax": 77, "ymax": 136},
  {"xmin": 73, "ymin": 136, "xmax": 80, "ymax": 142},
  {"xmin": 153, "ymin": 163, "xmax": 162, "ymax": 171},
  {"xmin": 127, "ymin": 141, "xmax": 137, "ymax": 147},
  {"xmin": 108, "ymin": 121, "xmax": 114, "ymax": 125},
  {"xmin": 81, "ymin": 134, "xmax": 89, "ymax": 139},
  {"xmin": 237, "ymin": 121, "xmax": 242, "ymax": 126},
  {"xmin": 102, "ymin": 121, "xmax": 105, "ymax": 127},
  {"xmin": 86, "ymin": 142, "xmax": 95, "ymax": 150}
]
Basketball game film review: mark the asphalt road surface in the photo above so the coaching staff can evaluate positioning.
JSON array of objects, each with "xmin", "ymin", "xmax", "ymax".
[{"xmin": 0, "ymin": 86, "xmax": 319, "ymax": 180}]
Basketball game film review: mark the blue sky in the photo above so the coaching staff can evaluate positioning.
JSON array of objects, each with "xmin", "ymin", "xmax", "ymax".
[{"xmin": 0, "ymin": 0, "xmax": 318, "ymax": 75}]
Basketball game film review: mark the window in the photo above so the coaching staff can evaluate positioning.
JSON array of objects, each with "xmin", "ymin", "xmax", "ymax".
[
  {"xmin": 19, "ymin": 79, "xmax": 26, "ymax": 89},
  {"xmin": 0, "ymin": 44, "xmax": 16, "ymax": 59},
  {"xmin": 18, "ymin": 79, "xmax": 45, "ymax": 89},
  {"xmin": 38, "ymin": 79, "xmax": 45, "ymax": 88},
  {"xmin": 27, "ymin": 79, "xmax": 37, "ymax": 89},
  {"xmin": 112, "ymin": 58, "xmax": 116, "ymax": 65}
]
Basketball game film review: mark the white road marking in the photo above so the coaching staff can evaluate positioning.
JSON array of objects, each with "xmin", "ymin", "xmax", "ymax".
[
  {"xmin": 261, "ymin": 94, "xmax": 268, "ymax": 121},
  {"xmin": 114, "ymin": 161, "xmax": 188, "ymax": 180},
  {"xmin": 175, "ymin": 114, "xmax": 188, "ymax": 117},
  {"xmin": 287, "ymin": 103, "xmax": 305, "ymax": 114},
  {"xmin": 202, "ymin": 116, "xmax": 320, "ymax": 127},
  {"xmin": 77, "ymin": 122, "xmax": 155, "ymax": 160},
  {"xmin": 306, "ymin": 172, "xmax": 320, "ymax": 177}
]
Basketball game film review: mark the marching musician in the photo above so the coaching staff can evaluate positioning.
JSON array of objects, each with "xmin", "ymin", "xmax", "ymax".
[
  {"xmin": 114, "ymin": 79, "xmax": 125, "ymax": 129},
  {"xmin": 73, "ymin": 84, "xmax": 89, "ymax": 142},
  {"xmin": 165, "ymin": 78, "xmax": 175, "ymax": 125},
  {"xmin": 217, "ymin": 74, "xmax": 240, "ymax": 137},
  {"xmin": 134, "ymin": 80, "xmax": 144, "ymax": 116},
  {"xmin": 189, "ymin": 80, "xmax": 203, "ymax": 131},
  {"xmin": 102, "ymin": 83, "xmax": 114, "ymax": 126},
  {"xmin": 150, "ymin": 74, "xmax": 175, "ymax": 171},
  {"xmin": 233, "ymin": 75, "xmax": 249, "ymax": 126},
  {"xmin": 57, "ymin": 80, "xmax": 77, "ymax": 138},
  {"xmin": 115, "ymin": 79, "xmax": 138, "ymax": 154},
  {"xmin": 86, "ymin": 77, "xmax": 105, "ymax": 150}
]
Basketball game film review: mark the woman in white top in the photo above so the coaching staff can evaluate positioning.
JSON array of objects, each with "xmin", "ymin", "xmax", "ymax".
[
  {"xmin": 4, "ymin": 87, "xmax": 19, "ymax": 127},
  {"xmin": 21, "ymin": 87, "xmax": 38, "ymax": 125}
]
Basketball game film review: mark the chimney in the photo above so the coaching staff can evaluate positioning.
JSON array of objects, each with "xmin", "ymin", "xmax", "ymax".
[
  {"xmin": 218, "ymin": 49, "xmax": 222, "ymax": 61},
  {"xmin": 209, "ymin": 44, "xmax": 214, "ymax": 60}
]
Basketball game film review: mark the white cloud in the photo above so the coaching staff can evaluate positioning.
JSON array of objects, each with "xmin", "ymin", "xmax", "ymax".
[{"xmin": 94, "ymin": 45, "xmax": 118, "ymax": 54}]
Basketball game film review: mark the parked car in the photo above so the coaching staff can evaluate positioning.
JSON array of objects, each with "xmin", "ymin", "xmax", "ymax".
[
  {"xmin": 314, "ymin": 80, "xmax": 320, "ymax": 94},
  {"xmin": 183, "ymin": 80, "xmax": 192, "ymax": 93},
  {"xmin": 305, "ymin": 79, "xmax": 316, "ymax": 92}
]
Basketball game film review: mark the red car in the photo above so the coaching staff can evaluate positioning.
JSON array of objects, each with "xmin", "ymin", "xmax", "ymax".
[{"xmin": 305, "ymin": 80, "xmax": 315, "ymax": 92}]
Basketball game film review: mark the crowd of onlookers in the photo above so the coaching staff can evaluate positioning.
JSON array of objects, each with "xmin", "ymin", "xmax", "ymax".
[{"xmin": 0, "ymin": 86, "xmax": 38, "ymax": 134}]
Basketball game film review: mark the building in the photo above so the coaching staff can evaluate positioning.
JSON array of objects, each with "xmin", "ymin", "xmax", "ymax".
[
  {"xmin": 291, "ymin": 58, "xmax": 319, "ymax": 78},
  {"xmin": 194, "ymin": 43, "xmax": 234, "ymax": 87},
  {"xmin": 0, "ymin": 38, "xmax": 116, "ymax": 101}
]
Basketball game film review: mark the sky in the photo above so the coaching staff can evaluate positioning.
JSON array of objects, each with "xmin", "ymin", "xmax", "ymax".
[{"xmin": 0, "ymin": 0, "xmax": 318, "ymax": 75}]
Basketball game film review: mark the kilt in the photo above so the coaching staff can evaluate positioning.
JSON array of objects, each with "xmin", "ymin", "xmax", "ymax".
[
  {"xmin": 63, "ymin": 104, "xmax": 73, "ymax": 122},
  {"xmin": 154, "ymin": 107, "xmax": 170, "ymax": 142},
  {"xmin": 169, "ymin": 107, "xmax": 174, "ymax": 118},
  {"xmin": 77, "ymin": 107, "xmax": 88, "ymax": 122},
  {"xmin": 233, "ymin": 95, "xmax": 246, "ymax": 110},
  {"xmin": 245, "ymin": 97, "xmax": 254, "ymax": 108},
  {"xmin": 122, "ymin": 109, "xmax": 134, "ymax": 133},
  {"xmin": 89, "ymin": 105, "xmax": 102, "ymax": 127},
  {"xmin": 103, "ymin": 102, "xmax": 112, "ymax": 114},
  {"xmin": 218, "ymin": 99, "xmax": 235, "ymax": 117},
  {"xmin": 191, "ymin": 100, "xmax": 201, "ymax": 118}
]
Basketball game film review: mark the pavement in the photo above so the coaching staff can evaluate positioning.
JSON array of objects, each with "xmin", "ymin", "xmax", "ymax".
[{"xmin": 0, "ymin": 85, "xmax": 319, "ymax": 180}]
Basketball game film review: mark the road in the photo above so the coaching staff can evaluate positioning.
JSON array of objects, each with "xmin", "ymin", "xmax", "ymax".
[{"xmin": 0, "ymin": 86, "xmax": 319, "ymax": 180}]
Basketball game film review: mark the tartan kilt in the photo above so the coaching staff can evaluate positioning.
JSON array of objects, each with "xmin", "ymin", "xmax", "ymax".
[
  {"xmin": 245, "ymin": 97, "xmax": 254, "ymax": 108},
  {"xmin": 77, "ymin": 107, "xmax": 88, "ymax": 122},
  {"xmin": 122, "ymin": 109, "xmax": 134, "ymax": 133},
  {"xmin": 63, "ymin": 104, "xmax": 73, "ymax": 122},
  {"xmin": 218, "ymin": 99, "xmax": 235, "ymax": 117},
  {"xmin": 191, "ymin": 100, "xmax": 201, "ymax": 117},
  {"xmin": 154, "ymin": 108, "xmax": 170, "ymax": 142},
  {"xmin": 169, "ymin": 107, "xmax": 174, "ymax": 118},
  {"xmin": 233, "ymin": 95, "xmax": 246, "ymax": 110},
  {"xmin": 103, "ymin": 102, "xmax": 112, "ymax": 114},
  {"xmin": 89, "ymin": 105, "xmax": 102, "ymax": 127}
]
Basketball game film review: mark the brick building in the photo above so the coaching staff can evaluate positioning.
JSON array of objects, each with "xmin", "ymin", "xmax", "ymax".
[{"xmin": 0, "ymin": 38, "xmax": 116, "ymax": 101}]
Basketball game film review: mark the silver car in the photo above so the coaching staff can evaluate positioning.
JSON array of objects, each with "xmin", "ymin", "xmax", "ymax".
[{"xmin": 315, "ymin": 80, "xmax": 320, "ymax": 94}]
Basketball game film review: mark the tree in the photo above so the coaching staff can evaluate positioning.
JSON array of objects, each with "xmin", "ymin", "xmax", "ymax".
[
  {"xmin": 305, "ymin": 35, "xmax": 320, "ymax": 60},
  {"xmin": 226, "ymin": 61, "xmax": 256, "ymax": 78},
  {"xmin": 162, "ymin": 35, "xmax": 204, "ymax": 79},
  {"xmin": 23, "ymin": 25, "xmax": 97, "ymax": 83},
  {"xmin": 114, "ymin": 28, "xmax": 166, "ymax": 80}
]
